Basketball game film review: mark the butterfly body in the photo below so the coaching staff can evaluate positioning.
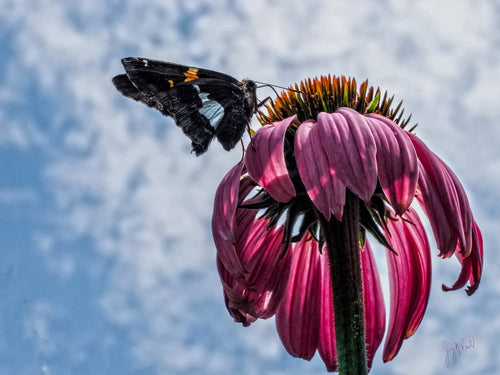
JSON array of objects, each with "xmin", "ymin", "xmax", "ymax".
[{"xmin": 112, "ymin": 57, "xmax": 258, "ymax": 155}]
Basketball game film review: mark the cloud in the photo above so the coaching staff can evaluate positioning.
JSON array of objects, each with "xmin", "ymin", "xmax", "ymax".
[
  {"xmin": 23, "ymin": 301, "xmax": 61, "ymax": 356},
  {"xmin": 1, "ymin": 1, "xmax": 499, "ymax": 374}
]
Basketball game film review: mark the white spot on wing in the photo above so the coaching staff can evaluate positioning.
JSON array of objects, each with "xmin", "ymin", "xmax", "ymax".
[{"xmin": 193, "ymin": 85, "xmax": 225, "ymax": 129}]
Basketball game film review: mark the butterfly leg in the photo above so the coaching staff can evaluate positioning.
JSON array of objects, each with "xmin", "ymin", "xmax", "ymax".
[{"xmin": 257, "ymin": 96, "xmax": 271, "ymax": 108}]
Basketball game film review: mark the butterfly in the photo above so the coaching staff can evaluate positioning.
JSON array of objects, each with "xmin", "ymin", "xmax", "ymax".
[{"xmin": 112, "ymin": 57, "xmax": 258, "ymax": 155}]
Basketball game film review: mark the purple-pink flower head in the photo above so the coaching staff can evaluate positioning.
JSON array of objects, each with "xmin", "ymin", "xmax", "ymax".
[{"xmin": 211, "ymin": 76, "xmax": 483, "ymax": 371}]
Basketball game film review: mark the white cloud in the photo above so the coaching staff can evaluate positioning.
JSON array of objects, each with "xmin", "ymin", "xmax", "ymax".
[
  {"xmin": 0, "ymin": 118, "xmax": 47, "ymax": 149},
  {"xmin": 23, "ymin": 301, "xmax": 61, "ymax": 356},
  {"xmin": 1, "ymin": 0, "xmax": 499, "ymax": 374}
]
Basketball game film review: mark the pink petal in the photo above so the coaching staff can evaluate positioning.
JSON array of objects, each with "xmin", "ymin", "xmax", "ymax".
[
  {"xmin": 383, "ymin": 208, "xmax": 432, "ymax": 362},
  {"xmin": 217, "ymin": 256, "xmax": 257, "ymax": 327},
  {"xmin": 295, "ymin": 119, "xmax": 346, "ymax": 220},
  {"xmin": 442, "ymin": 220, "xmax": 483, "ymax": 295},
  {"xmin": 408, "ymin": 133, "xmax": 473, "ymax": 257},
  {"xmin": 365, "ymin": 114, "xmax": 418, "ymax": 215},
  {"xmin": 402, "ymin": 209, "xmax": 432, "ymax": 338},
  {"xmin": 217, "ymin": 210, "xmax": 293, "ymax": 321},
  {"xmin": 318, "ymin": 241, "xmax": 385, "ymax": 372},
  {"xmin": 211, "ymin": 161, "xmax": 248, "ymax": 278},
  {"xmin": 360, "ymin": 241, "xmax": 386, "ymax": 369},
  {"xmin": 317, "ymin": 246, "xmax": 337, "ymax": 372},
  {"xmin": 316, "ymin": 108, "xmax": 378, "ymax": 203},
  {"xmin": 234, "ymin": 212, "xmax": 292, "ymax": 318},
  {"xmin": 245, "ymin": 116, "xmax": 297, "ymax": 202},
  {"xmin": 276, "ymin": 235, "xmax": 321, "ymax": 360},
  {"xmin": 212, "ymin": 157, "xmax": 299, "ymax": 325}
]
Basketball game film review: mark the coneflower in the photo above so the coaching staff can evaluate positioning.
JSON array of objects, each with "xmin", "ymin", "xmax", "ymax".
[{"xmin": 212, "ymin": 76, "xmax": 482, "ymax": 374}]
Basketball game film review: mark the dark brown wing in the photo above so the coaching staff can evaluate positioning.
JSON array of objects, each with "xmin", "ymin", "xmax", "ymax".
[{"xmin": 111, "ymin": 57, "xmax": 254, "ymax": 155}]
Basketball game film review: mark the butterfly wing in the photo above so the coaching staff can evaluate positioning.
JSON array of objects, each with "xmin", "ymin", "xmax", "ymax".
[
  {"xmin": 192, "ymin": 79, "xmax": 255, "ymax": 152},
  {"xmin": 121, "ymin": 57, "xmax": 241, "ymax": 85},
  {"xmin": 112, "ymin": 74, "xmax": 161, "ymax": 110},
  {"xmin": 163, "ymin": 79, "xmax": 244, "ymax": 155},
  {"xmin": 112, "ymin": 57, "xmax": 252, "ymax": 155}
]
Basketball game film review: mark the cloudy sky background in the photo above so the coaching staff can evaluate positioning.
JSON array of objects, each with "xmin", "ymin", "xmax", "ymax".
[{"xmin": 1, "ymin": 1, "xmax": 499, "ymax": 374}]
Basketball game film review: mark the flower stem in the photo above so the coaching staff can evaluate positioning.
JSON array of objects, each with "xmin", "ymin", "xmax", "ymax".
[{"xmin": 323, "ymin": 191, "xmax": 367, "ymax": 375}]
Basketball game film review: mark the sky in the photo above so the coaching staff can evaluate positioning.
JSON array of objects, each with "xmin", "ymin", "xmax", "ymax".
[{"xmin": 0, "ymin": 0, "xmax": 499, "ymax": 374}]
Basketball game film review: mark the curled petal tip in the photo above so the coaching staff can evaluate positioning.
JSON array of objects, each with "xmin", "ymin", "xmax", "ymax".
[
  {"xmin": 440, "ymin": 221, "xmax": 482, "ymax": 295},
  {"xmin": 465, "ymin": 284, "xmax": 479, "ymax": 296}
]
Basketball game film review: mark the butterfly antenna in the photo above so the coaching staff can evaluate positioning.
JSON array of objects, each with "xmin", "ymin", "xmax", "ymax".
[
  {"xmin": 239, "ymin": 138, "xmax": 246, "ymax": 161},
  {"xmin": 254, "ymin": 82, "xmax": 304, "ymax": 118},
  {"xmin": 254, "ymin": 81, "xmax": 305, "ymax": 96}
]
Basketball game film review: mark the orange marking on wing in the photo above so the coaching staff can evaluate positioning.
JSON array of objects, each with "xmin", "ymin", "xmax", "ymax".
[{"xmin": 184, "ymin": 67, "xmax": 199, "ymax": 81}]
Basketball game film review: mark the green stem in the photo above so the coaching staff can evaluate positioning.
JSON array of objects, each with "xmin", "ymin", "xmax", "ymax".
[{"xmin": 322, "ymin": 191, "xmax": 367, "ymax": 375}]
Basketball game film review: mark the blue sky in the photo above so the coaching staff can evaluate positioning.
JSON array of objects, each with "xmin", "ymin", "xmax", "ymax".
[{"xmin": 1, "ymin": 1, "xmax": 499, "ymax": 374}]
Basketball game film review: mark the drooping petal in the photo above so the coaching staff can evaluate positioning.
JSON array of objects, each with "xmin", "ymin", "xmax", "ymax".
[
  {"xmin": 212, "ymin": 161, "xmax": 248, "ymax": 278},
  {"xmin": 442, "ymin": 220, "xmax": 483, "ymax": 295},
  {"xmin": 318, "ymin": 246, "xmax": 337, "ymax": 372},
  {"xmin": 383, "ymin": 208, "xmax": 432, "ymax": 362},
  {"xmin": 234, "ymin": 211, "xmax": 292, "ymax": 318},
  {"xmin": 316, "ymin": 108, "xmax": 378, "ymax": 203},
  {"xmin": 217, "ymin": 211, "xmax": 292, "ymax": 322},
  {"xmin": 295, "ymin": 119, "xmax": 346, "ymax": 220},
  {"xmin": 215, "ymin": 174, "xmax": 294, "ymax": 323},
  {"xmin": 401, "ymin": 209, "xmax": 432, "ymax": 338},
  {"xmin": 318, "ymin": 241, "xmax": 385, "ymax": 372},
  {"xmin": 276, "ymin": 235, "xmax": 321, "ymax": 360},
  {"xmin": 245, "ymin": 116, "xmax": 297, "ymax": 202},
  {"xmin": 217, "ymin": 256, "xmax": 257, "ymax": 327},
  {"xmin": 408, "ymin": 133, "xmax": 473, "ymax": 258},
  {"xmin": 360, "ymin": 241, "xmax": 386, "ymax": 369},
  {"xmin": 365, "ymin": 114, "xmax": 418, "ymax": 214}
]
